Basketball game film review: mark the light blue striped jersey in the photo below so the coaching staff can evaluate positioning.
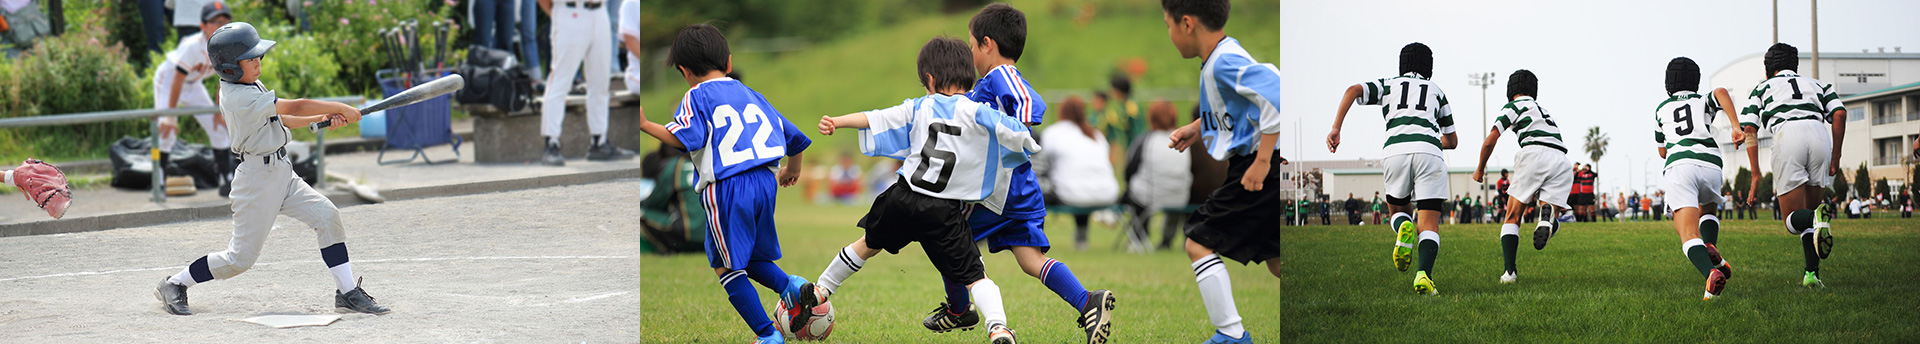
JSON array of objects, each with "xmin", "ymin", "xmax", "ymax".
[
  {"xmin": 1196, "ymin": 37, "xmax": 1284, "ymax": 161},
  {"xmin": 859, "ymin": 94, "xmax": 1041, "ymax": 213}
]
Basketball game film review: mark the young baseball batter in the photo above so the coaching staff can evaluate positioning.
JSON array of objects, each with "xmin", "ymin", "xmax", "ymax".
[
  {"xmin": 807, "ymin": 4, "xmax": 1117, "ymax": 343},
  {"xmin": 1653, "ymin": 57, "xmax": 1738, "ymax": 300},
  {"xmin": 1330, "ymin": 42, "xmax": 1458, "ymax": 296},
  {"xmin": 815, "ymin": 36, "xmax": 1040, "ymax": 344},
  {"xmin": 1160, "ymin": 0, "xmax": 1284, "ymax": 342},
  {"xmin": 1735, "ymin": 43, "xmax": 1846, "ymax": 288},
  {"xmin": 1470, "ymin": 69, "xmax": 1573, "ymax": 285},
  {"xmin": 153, "ymin": 1, "xmax": 235, "ymax": 196},
  {"xmin": 639, "ymin": 24, "xmax": 813, "ymax": 344},
  {"xmin": 154, "ymin": 22, "xmax": 387, "ymax": 316}
]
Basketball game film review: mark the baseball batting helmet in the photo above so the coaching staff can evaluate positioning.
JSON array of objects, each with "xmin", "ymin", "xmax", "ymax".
[{"xmin": 209, "ymin": 22, "xmax": 276, "ymax": 83}]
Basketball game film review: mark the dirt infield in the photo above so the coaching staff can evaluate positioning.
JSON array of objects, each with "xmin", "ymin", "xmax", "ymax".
[{"xmin": 0, "ymin": 180, "xmax": 641, "ymax": 342}]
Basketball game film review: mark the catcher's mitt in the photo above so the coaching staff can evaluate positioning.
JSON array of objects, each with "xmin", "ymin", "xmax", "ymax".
[{"xmin": 11, "ymin": 159, "xmax": 71, "ymax": 219}]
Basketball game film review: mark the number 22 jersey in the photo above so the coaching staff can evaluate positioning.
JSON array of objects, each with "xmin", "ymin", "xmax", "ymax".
[
  {"xmin": 859, "ymin": 94, "xmax": 1042, "ymax": 214},
  {"xmin": 669, "ymin": 77, "xmax": 813, "ymax": 191}
]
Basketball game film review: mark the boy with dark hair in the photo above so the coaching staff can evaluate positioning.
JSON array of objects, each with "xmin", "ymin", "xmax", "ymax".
[
  {"xmin": 1161, "ymin": 0, "xmax": 1283, "ymax": 342},
  {"xmin": 1472, "ymin": 69, "xmax": 1574, "ymax": 285},
  {"xmin": 1330, "ymin": 41, "xmax": 1459, "ymax": 296},
  {"xmin": 1651, "ymin": 56, "xmax": 1738, "ymax": 299},
  {"xmin": 1100, "ymin": 74, "xmax": 1143, "ymax": 148},
  {"xmin": 813, "ymin": 4, "xmax": 1118, "ymax": 343},
  {"xmin": 1735, "ymin": 43, "xmax": 1846, "ymax": 288},
  {"xmin": 639, "ymin": 24, "xmax": 815, "ymax": 344},
  {"xmin": 816, "ymin": 36, "xmax": 1040, "ymax": 344}
]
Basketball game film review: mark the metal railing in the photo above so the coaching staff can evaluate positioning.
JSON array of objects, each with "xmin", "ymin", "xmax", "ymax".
[{"xmin": 0, "ymin": 96, "xmax": 365, "ymax": 204}]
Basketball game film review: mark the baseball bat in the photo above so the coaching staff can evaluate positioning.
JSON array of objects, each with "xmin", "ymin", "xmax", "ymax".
[{"xmin": 309, "ymin": 74, "xmax": 465, "ymax": 132}]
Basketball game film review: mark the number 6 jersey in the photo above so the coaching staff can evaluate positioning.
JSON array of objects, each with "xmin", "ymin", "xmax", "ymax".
[
  {"xmin": 669, "ymin": 77, "xmax": 813, "ymax": 191},
  {"xmin": 859, "ymin": 94, "xmax": 1042, "ymax": 214}
]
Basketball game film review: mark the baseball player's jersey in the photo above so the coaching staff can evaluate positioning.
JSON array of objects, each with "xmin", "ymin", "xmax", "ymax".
[
  {"xmin": 1356, "ymin": 72, "xmax": 1455, "ymax": 158},
  {"xmin": 1196, "ymin": 37, "xmax": 1284, "ymax": 161},
  {"xmin": 162, "ymin": 33, "xmax": 218, "ymax": 83},
  {"xmin": 1653, "ymin": 91, "xmax": 1724, "ymax": 169},
  {"xmin": 967, "ymin": 64, "xmax": 1047, "ymax": 218},
  {"xmin": 1738, "ymin": 70, "xmax": 1845, "ymax": 134},
  {"xmin": 859, "ymin": 94, "xmax": 1041, "ymax": 213},
  {"xmin": 219, "ymin": 81, "xmax": 291, "ymax": 155},
  {"xmin": 668, "ymin": 78, "xmax": 813, "ymax": 192},
  {"xmin": 1492, "ymin": 96, "xmax": 1567, "ymax": 153}
]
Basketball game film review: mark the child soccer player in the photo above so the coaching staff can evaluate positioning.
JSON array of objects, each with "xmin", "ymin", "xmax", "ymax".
[
  {"xmin": 816, "ymin": 36, "xmax": 1040, "ymax": 344},
  {"xmin": 1329, "ymin": 42, "xmax": 1458, "ymax": 295},
  {"xmin": 154, "ymin": 1, "xmax": 236, "ymax": 196},
  {"xmin": 154, "ymin": 22, "xmax": 387, "ymax": 316},
  {"xmin": 1470, "ymin": 70, "xmax": 1573, "ymax": 284},
  {"xmin": 1161, "ymin": 0, "xmax": 1283, "ymax": 342},
  {"xmin": 811, "ymin": 4, "xmax": 1117, "ymax": 343},
  {"xmin": 638, "ymin": 24, "xmax": 814, "ymax": 344},
  {"xmin": 1735, "ymin": 43, "xmax": 1845, "ymax": 288},
  {"xmin": 1652, "ymin": 57, "xmax": 1738, "ymax": 299}
]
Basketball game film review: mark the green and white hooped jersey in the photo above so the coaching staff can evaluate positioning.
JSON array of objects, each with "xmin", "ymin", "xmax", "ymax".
[
  {"xmin": 1356, "ymin": 73, "xmax": 1456, "ymax": 157},
  {"xmin": 1739, "ymin": 70, "xmax": 1845, "ymax": 135},
  {"xmin": 1654, "ymin": 91, "xmax": 1723, "ymax": 169},
  {"xmin": 1492, "ymin": 97, "xmax": 1566, "ymax": 153}
]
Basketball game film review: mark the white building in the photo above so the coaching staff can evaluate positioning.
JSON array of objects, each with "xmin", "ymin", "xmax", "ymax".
[{"xmin": 1706, "ymin": 50, "xmax": 1920, "ymax": 192}]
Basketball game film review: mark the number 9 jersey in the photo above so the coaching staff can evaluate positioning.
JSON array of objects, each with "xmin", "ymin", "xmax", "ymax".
[
  {"xmin": 668, "ymin": 77, "xmax": 812, "ymax": 191},
  {"xmin": 858, "ymin": 94, "xmax": 1042, "ymax": 214},
  {"xmin": 1654, "ymin": 91, "xmax": 1724, "ymax": 170}
]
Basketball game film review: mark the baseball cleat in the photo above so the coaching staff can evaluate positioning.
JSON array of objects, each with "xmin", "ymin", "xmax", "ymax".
[
  {"xmin": 1703, "ymin": 268, "xmax": 1728, "ymax": 300},
  {"xmin": 988, "ymin": 324, "xmax": 1018, "ymax": 344},
  {"xmin": 155, "ymin": 278, "xmax": 192, "ymax": 316},
  {"xmin": 1202, "ymin": 330, "xmax": 1254, "ymax": 344},
  {"xmin": 336, "ymin": 279, "xmax": 392, "ymax": 315},
  {"xmin": 1078, "ymin": 290, "xmax": 1116, "ymax": 344},
  {"xmin": 1802, "ymin": 271, "xmax": 1824, "ymax": 289},
  {"xmin": 1414, "ymin": 271, "xmax": 1438, "ymax": 295},
  {"xmin": 922, "ymin": 302, "xmax": 980, "ymax": 333},
  {"xmin": 1393, "ymin": 219, "xmax": 1416, "ymax": 272},
  {"xmin": 1499, "ymin": 270, "xmax": 1518, "ymax": 284}
]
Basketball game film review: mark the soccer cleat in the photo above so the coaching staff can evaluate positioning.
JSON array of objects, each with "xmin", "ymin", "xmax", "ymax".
[
  {"xmin": 1203, "ymin": 330, "xmax": 1254, "ymax": 344},
  {"xmin": 922, "ymin": 302, "xmax": 980, "ymax": 333},
  {"xmin": 780, "ymin": 275, "xmax": 820, "ymax": 335},
  {"xmin": 1802, "ymin": 271, "xmax": 1824, "ymax": 288},
  {"xmin": 988, "ymin": 324, "xmax": 1018, "ymax": 344},
  {"xmin": 1392, "ymin": 219, "xmax": 1416, "ymax": 272},
  {"xmin": 1413, "ymin": 271, "xmax": 1438, "ymax": 295},
  {"xmin": 336, "ymin": 279, "xmax": 392, "ymax": 315},
  {"xmin": 1703, "ymin": 268, "xmax": 1728, "ymax": 300},
  {"xmin": 154, "ymin": 278, "xmax": 191, "ymax": 316},
  {"xmin": 1812, "ymin": 204, "xmax": 1833, "ymax": 259},
  {"xmin": 1078, "ymin": 290, "xmax": 1117, "ymax": 344},
  {"xmin": 1499, "ymin": 270, "xmax": 1517, "ymax": 284},
  {"xmin": 1704, "ymin": 244, "xmax": 1733, "ymax": 279},
  {"xmin": 1532, "ymin": 220, "xmax": 1556, "ymax": 250},
  {"xmin": 752, "ymin": 332, "xmax": 786, "ymax": 344}
]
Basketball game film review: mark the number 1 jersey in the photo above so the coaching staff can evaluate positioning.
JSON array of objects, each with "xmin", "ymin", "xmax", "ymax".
[
  {"xmin": 668, "ymin": 77, "xmax": 812, "ymax": 191},
  {"xmin": 859, "ymin": 94, "xmax": 1041, "ymax": 214}
]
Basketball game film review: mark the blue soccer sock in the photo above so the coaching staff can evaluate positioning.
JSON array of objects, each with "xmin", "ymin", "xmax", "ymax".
[
  {"xmin": 745, "ymin": 260, "xmax": 792, "ymax": 294},
  {"xmin": 720, "ymin": 269, "xmax": 777, "ymax": 337},
  {"xmin": 1038, "ymin": 258, "xmax": 1091, "ymax": 310},
  {"xmin": 943, "ymin": 279, "xmax": 971, "ymax": 314}
]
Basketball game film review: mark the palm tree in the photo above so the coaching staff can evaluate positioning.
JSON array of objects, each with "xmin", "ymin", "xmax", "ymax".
[{"xmin": 1582, "ymin": 126, "xmax": 1609, "ymax": 164}]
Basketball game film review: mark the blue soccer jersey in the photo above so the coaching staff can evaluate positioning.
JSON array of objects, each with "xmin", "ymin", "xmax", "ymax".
[
  {"xmin": 1196, "ymin": 37, "xmax": 1284, "ymax": 161},
  {"xmin": 859, "ymin": 94, "xmax": 1041, "ymax": 212},
  {"xmin": 967, "ymin": 65, "xmax": 1048, "ymax": 218},
  {"xmin": 668, "ymin": 77, "xmax": 813, "ymax": 191}
]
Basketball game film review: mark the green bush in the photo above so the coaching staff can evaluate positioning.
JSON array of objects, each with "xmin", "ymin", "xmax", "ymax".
[
  {"xmin": 0, "ymin": 17, "xmax": 145, "ymax": 161},
  {"xmin": 231, "ymin": 0, "xmax": 457, "ymax": 98},
  {"xmin": 257, "ymin": 24, "xmax": 347, "ymax": 99}
]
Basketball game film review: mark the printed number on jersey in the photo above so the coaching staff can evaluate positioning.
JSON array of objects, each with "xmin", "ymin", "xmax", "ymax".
[
  {"xmin": 912, "ymin": 123, "xmax": 961, "ymax": 192},
  {"xmin": 713, "ymin": 104, "xmax": 786, "ymax": 166},
  {"xmin": 1672, "ymin": 104, "xmax": 1695, "ymax": 135}
]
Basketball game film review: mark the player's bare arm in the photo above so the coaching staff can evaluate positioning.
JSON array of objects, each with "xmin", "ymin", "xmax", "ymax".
[
  {"xmin": 638, "ymin": 120, "xmax": 684, "ymax": 149},
  {"xmin": 1713, "ymin": 88, "xmax": 1742, "ymax": 146},
  {"xmin": 817, "ymin": 112, "xmax": 871, "ymax": 136},
  {"xmin": 779, "ymin": 152, "xmax": 803, "ymax": 187},
  {"xmin": 1241, "ymin": 133, "xmax": 1279, "ymax": 191},
  {"xmin": 1440, "ymin": 132, "xmax": 1459, "ymax": 150},
  {"xmin": 1167, "ymin": 119, "xmax": 1201, "ymax": 152},
  {"xmin": 1473, "ymin": 130, "xmax": 1503, "ymax": 182},
  {"xmin": 1327, "ymin": 84, "xmax": 1363, "ymax": 152},
  {"xmin": 1828, "ymin": 108, "xmax": 1846, "ymax": 176},
  {"xmin": 276, "ymin": 99, "xmax": 361, "ymax": 129}
]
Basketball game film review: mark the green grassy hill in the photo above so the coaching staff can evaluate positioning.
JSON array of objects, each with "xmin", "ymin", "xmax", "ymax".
[{"xmin": 639, "ymin": 0, "xmax": 1278, "ymax": 161}]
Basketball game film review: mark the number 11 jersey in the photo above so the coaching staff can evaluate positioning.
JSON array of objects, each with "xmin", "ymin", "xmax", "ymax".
[
  {"xmin": 1356, "ymin": 73, "xmax": 1456, "ymax": 157},
  {"xmin": 859, "ymin": 94, "xmax": 1042, "ymax": 214},
  {"xmin": 669, "ymin": 77, "xmax": 813, "ymax": 191}
]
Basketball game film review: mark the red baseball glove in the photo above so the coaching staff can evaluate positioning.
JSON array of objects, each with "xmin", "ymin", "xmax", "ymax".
[{"xmin": 11, "ymin": 159, "xmax": 71, "ymax": 219}]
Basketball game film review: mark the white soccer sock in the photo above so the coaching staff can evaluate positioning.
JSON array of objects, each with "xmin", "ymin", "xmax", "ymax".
[
  {"xmin": 1192, "ymin": 254, "xmax": 1245, "ymax": 339},
  {"xmin": 817, "ymin": 245, "xmax": 867, "ymax": 295},
  {"xmin": 331, "ymin": 262, "xmax": 358, "ymax": 292},
  {"xmin": 1501, "ymin": 223, "xmax": 1520, "ymax": 237},
  {"xmin": 167, "ymin": 268, "xmax": 198, "ymax": 287},
  {"xmin": 970, "ymin": 278, "xmax": 1008, "ymax": 330},
  {"xmin": 1681, "ymin": 238, "xmax": 1704, "ymax": 257}
]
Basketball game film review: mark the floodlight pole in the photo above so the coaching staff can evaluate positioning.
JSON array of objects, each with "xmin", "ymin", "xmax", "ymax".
[{"xmin": 1468, "ymin": 72, "xmax": 1496, "ymax": 202}]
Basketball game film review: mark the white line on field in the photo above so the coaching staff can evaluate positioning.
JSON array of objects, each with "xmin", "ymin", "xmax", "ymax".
[
  {"xmin": 0, "ymin": 255, "xmax": 634, "ymax": 283},
  {"xmin": 527, "ymin": 291, "xmax": 634, "ymax": 307}
]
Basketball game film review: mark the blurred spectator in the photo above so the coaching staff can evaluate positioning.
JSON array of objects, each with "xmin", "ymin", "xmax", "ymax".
[
  {"xmin": 1651, "ymin": 190, "xmax": 1664, "ymax": 221},
  {"xmin": 828, "ymin": 153, "xmax": 862, "ymax": 205},
  {"xmin": 1096, "ymin": 74, "xmax": 1142, "ymax": 150},
  {"xmin": 1343, "ymin": 193, "xmax": 1361, "ymax": 225},
  {"xmin": 1370, "ymin": 191, "xmax": 1384, "ymax": 225},
  {"xmin": 152, "ymin": 1, "xmax": 234, "ymax": 196},
  {"xmin": 2, "ymin": 0, "xmax": 54, "ymax": 55},
  {"xmin": 618, "ymin": 0, "xmax": 641, "ymax": 92},
  {"xmin": 641, "ymin": 148, "xmax": 707, "ymax": 254},
  {"xmin": 1899, "ymin": 189, "xmax": 1911, "ymax": 218},
  {"xmin": 1124, "ymin": 100, "xmax": 1191, "ymax": 250},
  {"xmin": 1042, "ymin": 96, "xmax": 1120, "ymax": 251},
  {"xmin": 473, "ymin": 0, "xmax": 514, "ymax": 51},
  {"xmin": 536, "ymin": 0, "xmax": 631, "ymax": 166}
]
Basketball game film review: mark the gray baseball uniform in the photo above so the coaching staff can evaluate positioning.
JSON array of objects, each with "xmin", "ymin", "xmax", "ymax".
[{"xmin": 200, "ymin": 80, "xmax": 347, "ymax": 280}]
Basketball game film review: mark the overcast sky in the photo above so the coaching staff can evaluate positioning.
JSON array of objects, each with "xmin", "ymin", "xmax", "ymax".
[{"xmin": 1280, "ymin": 0, "xmax": 1920, "ymax": 193}]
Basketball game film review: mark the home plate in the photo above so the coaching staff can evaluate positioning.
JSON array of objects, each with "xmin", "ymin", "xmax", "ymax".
[{"xmin": 237, "ymin": 314, "xmax": 344, "ymax": 329}]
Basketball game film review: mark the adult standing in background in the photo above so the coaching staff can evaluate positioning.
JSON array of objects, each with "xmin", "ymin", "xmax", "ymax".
[
  {"xmin": 536, "ymin": 0, "xmax": 633, "ymax": 166},
  {"xmin": 617, "ymin": 0, "xmax": 639, "ymax": 93},
  {"xmin": 519, "ymin": 0, "xmax": 546, "ymax": 86},
  {"xmin": 472, "ymin": 0, "xmax": 513, "ymax": 51},
  {"xmin": 1344, "ymin": 193, "xmax": 1361, "ymax": 225}
]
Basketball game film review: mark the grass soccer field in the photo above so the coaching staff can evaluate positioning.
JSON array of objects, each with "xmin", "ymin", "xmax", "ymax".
[
  {"xmin": 1280, "ymin": 216, "xmax": 1920, "ymax": 342},
  {"xmin": 639, "ymin": 192, "xmax": 1279, "ymax": 343}
]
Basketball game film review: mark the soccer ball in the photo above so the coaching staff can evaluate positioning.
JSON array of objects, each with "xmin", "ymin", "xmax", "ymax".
[{"xmin": 774, "ymin": 288, "xmax": 834, "ymax": 340}]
